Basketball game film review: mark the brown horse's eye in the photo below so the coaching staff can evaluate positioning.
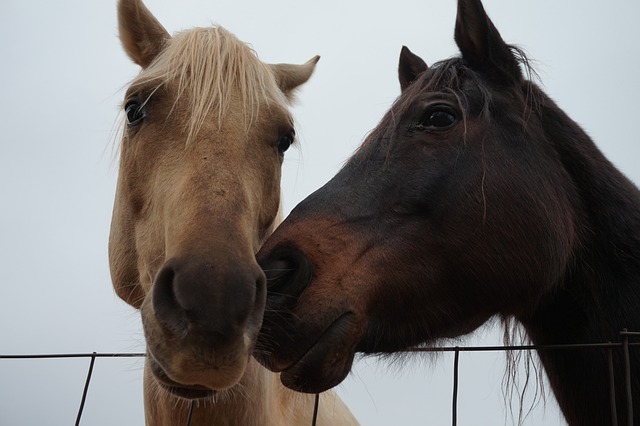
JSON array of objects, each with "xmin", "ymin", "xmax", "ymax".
[
  {"xmin": 430, "ymin": 111, "xmax": 456, "ymax": 127},
  {"xmin": 125, "ymin": 101, "xmax": 146, "ymax": 127},
  {"xmin": 277, "ymin": 133, "xmax": 294, "ymax": 154},
  {"xmin": 417, "ymin": 106, "xmax": 458, "ymax": 131}
]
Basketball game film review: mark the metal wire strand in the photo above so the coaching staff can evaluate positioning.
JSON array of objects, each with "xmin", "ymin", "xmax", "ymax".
[{"xmin": 1, "ymin": 334, "xmax": 638, "ymax": 425}]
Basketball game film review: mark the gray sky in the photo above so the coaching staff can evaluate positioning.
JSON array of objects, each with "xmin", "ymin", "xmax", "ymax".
[{"xmin": 1, "ymin": 0, "xmax": 639, "ymax": 424}]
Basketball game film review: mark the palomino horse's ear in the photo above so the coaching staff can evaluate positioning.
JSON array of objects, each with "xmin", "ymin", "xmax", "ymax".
[
  {"xmin": 118, "ymin": 0, "xmax": 170, "ymax": 68},
  {"xmin": 270, "ymin": 56, "xmax": 320, "ymax": 99},
  {"xmin": 398, "ymin": 46, "xmax": 428, "ymax": 92},
  {"xmin": 454, "ymin": 0, "xmax": 521, "ymax": 84}
]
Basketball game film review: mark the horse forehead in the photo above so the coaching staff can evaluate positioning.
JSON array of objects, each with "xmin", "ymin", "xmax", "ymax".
[{"xmin": 409, "ymin": 61, "xmax": 492, "ymax": 110}]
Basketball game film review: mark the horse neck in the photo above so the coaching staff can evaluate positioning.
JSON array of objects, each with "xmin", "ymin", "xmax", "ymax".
[{"xmin": 519, "ymin": 92, "xmax": 640, "ymax": 425}]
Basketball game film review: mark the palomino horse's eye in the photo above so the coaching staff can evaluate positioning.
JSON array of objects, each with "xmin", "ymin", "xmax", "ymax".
[
  {"xmin": 277, "ymin": 133, "xmax": 294, "ymax": 154},
  {"xmin": 418, "ymin": 106, "xmax": 458, "ymax": 131},
  {"xmin": 125, "ymin": 101, "xmax": 146, "ymax": 127}
]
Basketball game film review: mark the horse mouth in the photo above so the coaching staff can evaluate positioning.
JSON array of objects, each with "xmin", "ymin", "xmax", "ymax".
[
  {"xmin": 148, "ymin": 356, "xmax": 216, "ymax": 400},
  {"xmin": 161, "ymin": 383, "xmax": 216, "ymax": 400},
  {"xmin": 277, "ymin": 312, "xmax": 359, "ymax": 394}
]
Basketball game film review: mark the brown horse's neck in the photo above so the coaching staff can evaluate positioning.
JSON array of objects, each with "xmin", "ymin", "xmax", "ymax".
[
  {"xmin": 520, "ymin": 91, "xmax": 640, "ymax": 425},
  {"xmin": 523, "ymin": 271, "xmax": 640, "ymax": 425}
]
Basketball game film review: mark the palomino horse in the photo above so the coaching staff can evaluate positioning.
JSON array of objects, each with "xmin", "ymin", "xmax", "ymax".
[
  {"xmin": 110, "ymin": 0, "xmax": 358, "ymax": 424},
  {"xmin": 256, "ymin": 0, "xmax": 640, "ymax": 424}
]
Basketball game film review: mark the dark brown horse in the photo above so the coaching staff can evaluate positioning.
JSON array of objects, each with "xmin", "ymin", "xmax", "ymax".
[{"xmin": 255, "ymin": 0, "xmax": 640, "ymax": 424}]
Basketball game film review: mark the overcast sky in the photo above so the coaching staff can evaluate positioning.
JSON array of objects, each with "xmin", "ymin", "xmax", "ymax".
[{"xmin": 1, "ymin": 0, "xmax": 639, "ymax": 425}]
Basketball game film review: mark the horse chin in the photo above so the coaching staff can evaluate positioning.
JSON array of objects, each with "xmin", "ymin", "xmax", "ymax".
[
  {"xmin": 147, "ymin": 356, "xmax": 217, "ymax": 399},
  {"xmin": 277, "ymin": 312, "xmax": 360, "ymax": 394},
  {"xmin": 147, "ymin": 349, "xmax": 248, "ymax": 399}
]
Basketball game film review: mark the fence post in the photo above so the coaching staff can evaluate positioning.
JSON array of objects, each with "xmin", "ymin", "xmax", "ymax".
[
  {"xmin": 452, "ymin": 347, "xmax": 460, "ymax": 426},
  {"xmin": 608, "ymin": 345, "xmax": 618, "ymax": 426},
  {"xmin": 312, "ymin": 394, "xmax": 320, "ymax": 426},
  {"xmin": 186, "ymin": 400, "xmax": 195, "ymax": 426},
  {"xmin": 621, "ymin": 330, "xmax": 634, "ymax": 426},
  {"xmin": 75, "ymin": 352, "xmax": 97, "ymax": 426}
]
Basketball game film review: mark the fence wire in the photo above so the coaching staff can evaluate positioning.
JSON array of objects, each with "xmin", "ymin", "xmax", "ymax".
[{"xmin": 2, "ymin": 331, "xmax": 638, "ymax": 426}]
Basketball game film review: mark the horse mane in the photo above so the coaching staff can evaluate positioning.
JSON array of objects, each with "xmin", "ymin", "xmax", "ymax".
[{"xmin": 129, "ymin": 26, "xmax": 288, "ymax": 144}]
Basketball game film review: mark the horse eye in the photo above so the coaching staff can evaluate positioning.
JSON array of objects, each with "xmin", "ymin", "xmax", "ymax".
[
  {"xmin": 429, "ymin": 111, "xmax": 456, "ymax": 127},
  {"xmin": 418, "ymin": 107, "xmax": 458, "ymax": 131},
  {"xmin": 277, "ymin": 133, "xmax": 294, "ymax": 154},
  {"xmin": 125, "ymin": 101, "xmax": 146, "ymax": 127}
]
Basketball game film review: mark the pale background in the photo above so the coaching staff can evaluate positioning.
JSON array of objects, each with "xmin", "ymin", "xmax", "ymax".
[{"xmin": 1, "ymin": 0, "xmax": 639, "ymax": 425}]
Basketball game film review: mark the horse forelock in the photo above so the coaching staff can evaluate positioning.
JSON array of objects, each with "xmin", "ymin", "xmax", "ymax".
[
  {"xmin": 128, "ymin": 26, "xmax": 288, "ymax": 145},
  {"xmin": 413, "ymin": 46, "xmax": 540, "ymax": 120},
  {"xmin": 357, "ymin": 47, "xmax": 543, "ymax": 167}
]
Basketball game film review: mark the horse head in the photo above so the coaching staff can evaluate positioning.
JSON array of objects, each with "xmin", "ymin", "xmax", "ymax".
[
  {"xmin": 257, "ymin": 0, "xmax": 579, "ymax": 394},
  {"xmin": 110, "ymin": 0, "xmax": 318, "ymax": 399}
]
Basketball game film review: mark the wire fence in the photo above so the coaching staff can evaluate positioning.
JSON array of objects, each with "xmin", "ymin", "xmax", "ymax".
[{"xmin": 2, "ymin": 330, "xmax": 638, "ymax": 426}]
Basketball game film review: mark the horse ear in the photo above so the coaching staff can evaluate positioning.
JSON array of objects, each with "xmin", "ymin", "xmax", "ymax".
[
  {"xmin": 118, "ymin": 0, "xmax": 170, "ymax": 68},
  {"xmin": 454, "ymin": 0, "xmax": 521, "ymax": 84},
  {"xmin": 270, "ymin": 56, "xmax": 320, "ymax": 99},
  {"xmin": 398, "ymin": 46, "xmax": 428, "ymax": 92}
]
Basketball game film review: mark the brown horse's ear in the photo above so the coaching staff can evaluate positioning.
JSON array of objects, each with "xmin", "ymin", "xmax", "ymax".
[
  {"xmin": 399, "ymin": 46, "xmax": 428, "ymax": 92},
  {"xmin": 118, "ymin": 0, "xmax": 170, "ymax": 68},
  {"xmin": 270, "ymin": 56, "xmax": 320, "ymax": 99},
  {"xmin": 454, "ymin": 0, "xmax": 521, "ymax": 84}
]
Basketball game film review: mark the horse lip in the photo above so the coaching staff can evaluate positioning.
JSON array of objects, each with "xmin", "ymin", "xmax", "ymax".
[
  {"xmin": 148, "ymin": 355, "xmax": 216, "ymax": 400},
  {"xmin": 161, "ymin": 383, "xmax": 216, "ymax": 400},
  {"xmin": 278, "ymin": 312, "xmax": 359, "ymax": 393}
]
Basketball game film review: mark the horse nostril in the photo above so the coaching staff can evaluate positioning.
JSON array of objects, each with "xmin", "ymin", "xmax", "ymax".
[
  {"xmin": 259, "ymin": 245, "xmax": 313, "ymax": 307},
  {"xmin": 264, "ymin": 259, "xmax": 295, "ymax": 289},
  {"xmin": 152, "ymin": 257, "xmax": 264, "ymax": 343},
  {"xmin": 152, "ymin": 263, "xmax": 189, "ymax": 336}
]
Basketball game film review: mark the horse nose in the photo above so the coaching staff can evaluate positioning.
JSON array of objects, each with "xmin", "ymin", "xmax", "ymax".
[
  {"xmin": 258, "ymin": 245, "xmax": 313, "ymax": 308},
  {"xmin": 152, "ymin": 257, "xmax": 266, "ymax": 340}
]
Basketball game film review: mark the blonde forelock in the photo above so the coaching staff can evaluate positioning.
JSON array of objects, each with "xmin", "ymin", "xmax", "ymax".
[{"xmin": 130, "ymin": 26, "xmax": 287, "ymax": 144}]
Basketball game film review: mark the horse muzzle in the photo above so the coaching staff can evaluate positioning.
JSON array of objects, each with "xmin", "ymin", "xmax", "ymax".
[
  {"xmin": 141, "ymin": 255, "xmax": 267, "ymax": 394},
  {"xmin": 255, "ymin": 244, "xmax": 363, "ymax": 393}
]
